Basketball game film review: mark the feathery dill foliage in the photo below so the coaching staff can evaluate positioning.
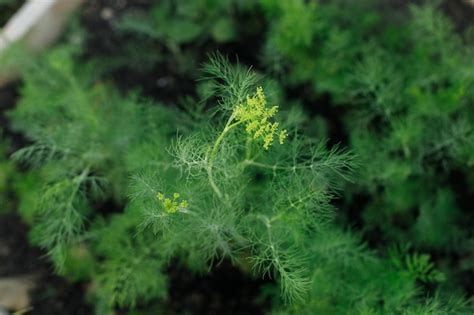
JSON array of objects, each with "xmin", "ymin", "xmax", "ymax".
[
  {"xmin": 270, "ymin": 227, "xmax": 472, "ymax": 315},
  {"xmin": 262, "ymin": 0, "xmax": 474, "ymax": 287},
  {"xmin": 8, "ymin": 43, "xmax": 177, "ymax": 273},
  {"xmin": 130, "ymin": 54, "xmax": 353, "ymax": 303}
]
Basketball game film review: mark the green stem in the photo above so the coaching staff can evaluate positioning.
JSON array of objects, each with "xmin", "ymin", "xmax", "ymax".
[
  {"xmin": 209, "ymin": 116, "xmax": 242, "ymax": 162},
  {"xmin": 206, "ymin": 114, "xmax": 242, "ymax": 200},
  {"xmin": 67, "ymin": 166, "xmax": 90, "ymax": 212}
]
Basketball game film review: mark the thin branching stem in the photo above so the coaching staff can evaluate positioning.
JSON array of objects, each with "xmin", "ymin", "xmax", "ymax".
[{"xmin": 206, "ymin": 113, "xmax": 242, "ymax": 200}]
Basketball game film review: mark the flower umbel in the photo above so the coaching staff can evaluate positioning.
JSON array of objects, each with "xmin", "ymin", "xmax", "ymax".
[
  {"xmin": 157, "ymin": 192, "xmax": 188, "ymax": 214},
  {"xmin": 234, "ymin": 87, "xmax": 287, "ymax": 150}
]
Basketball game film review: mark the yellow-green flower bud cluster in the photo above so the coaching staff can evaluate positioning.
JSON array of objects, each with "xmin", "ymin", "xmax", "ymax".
[
  {"xmin": 156, "ymin": 192, "xmax": 188, "ymax": 214},
  {"xmin": 234, "ymin": 87, "xmax": 288, "ymax": 150}
]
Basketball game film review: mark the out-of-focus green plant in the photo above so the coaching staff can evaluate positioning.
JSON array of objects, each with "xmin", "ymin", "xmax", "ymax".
[
  {"xmin": 129, "ymin": 54, "xmax": 352, "ymax": 304},
  {"xmin": 118, "ymin": 0, "xmax": 242, "ymax": 45},
  {"xmin": 271, "ymin": 228, "xmax": 470, "ymax": 315},
  {"xmin": 94, "ymin": 0, "xmax": 257, "ymax": 76},
  {"xmin": 262, "ymin": 0, "xmax": 474, "ymax": 280},
  {"xmin": 8, "ymin": 42, "xmax": 177, "ymax": 272}
]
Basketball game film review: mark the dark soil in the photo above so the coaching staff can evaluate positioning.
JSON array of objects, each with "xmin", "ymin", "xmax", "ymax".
[
  {"xmin": 0, "ymin": 0, "xmax": 24, "ymax": 26},
  {"xmin": 79, "ymin": 0, "xmax": 265, "ymax": 104},
  {"xmin": 165, "ymin": 261, "xmax": 272, "ymax": 315},
  {"xmin": 0, "ymin": 212, "xmax": 272, "ymax": 315},
  {"xmin": 0, "ymin": 83, "xmax": 24, "ymax": 153},
  {"xmin": 443, "ymin": 0, "xmax": 474, "ymax": 32},
  {"xmin": 0, "ymin": 214, "xmax": 92, "ymax": 315}
]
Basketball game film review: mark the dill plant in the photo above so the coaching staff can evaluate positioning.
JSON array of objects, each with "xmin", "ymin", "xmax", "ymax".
[
  {"xmin": 7, "ymin": 42, "xmax": 177, "ymax": 274},
  {"xmin": 270, "ymin": 227, "xmax": 470, "ymax": 314},
  {"xmin": 130, "ymin": 54, "xmax": 353, "ymax": 303}
]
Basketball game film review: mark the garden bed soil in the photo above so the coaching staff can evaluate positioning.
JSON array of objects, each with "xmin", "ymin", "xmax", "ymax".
[
  {"xmin": 79, "ymin": 0, "xmax": 265, "ymax": 104},
  {"xmin": 0, "ymin": 214, "xmax": 92, "ymax": 314},
  {"xmin": 0, "ymin": 0, "xmax": 24, "ymax": 27}
]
